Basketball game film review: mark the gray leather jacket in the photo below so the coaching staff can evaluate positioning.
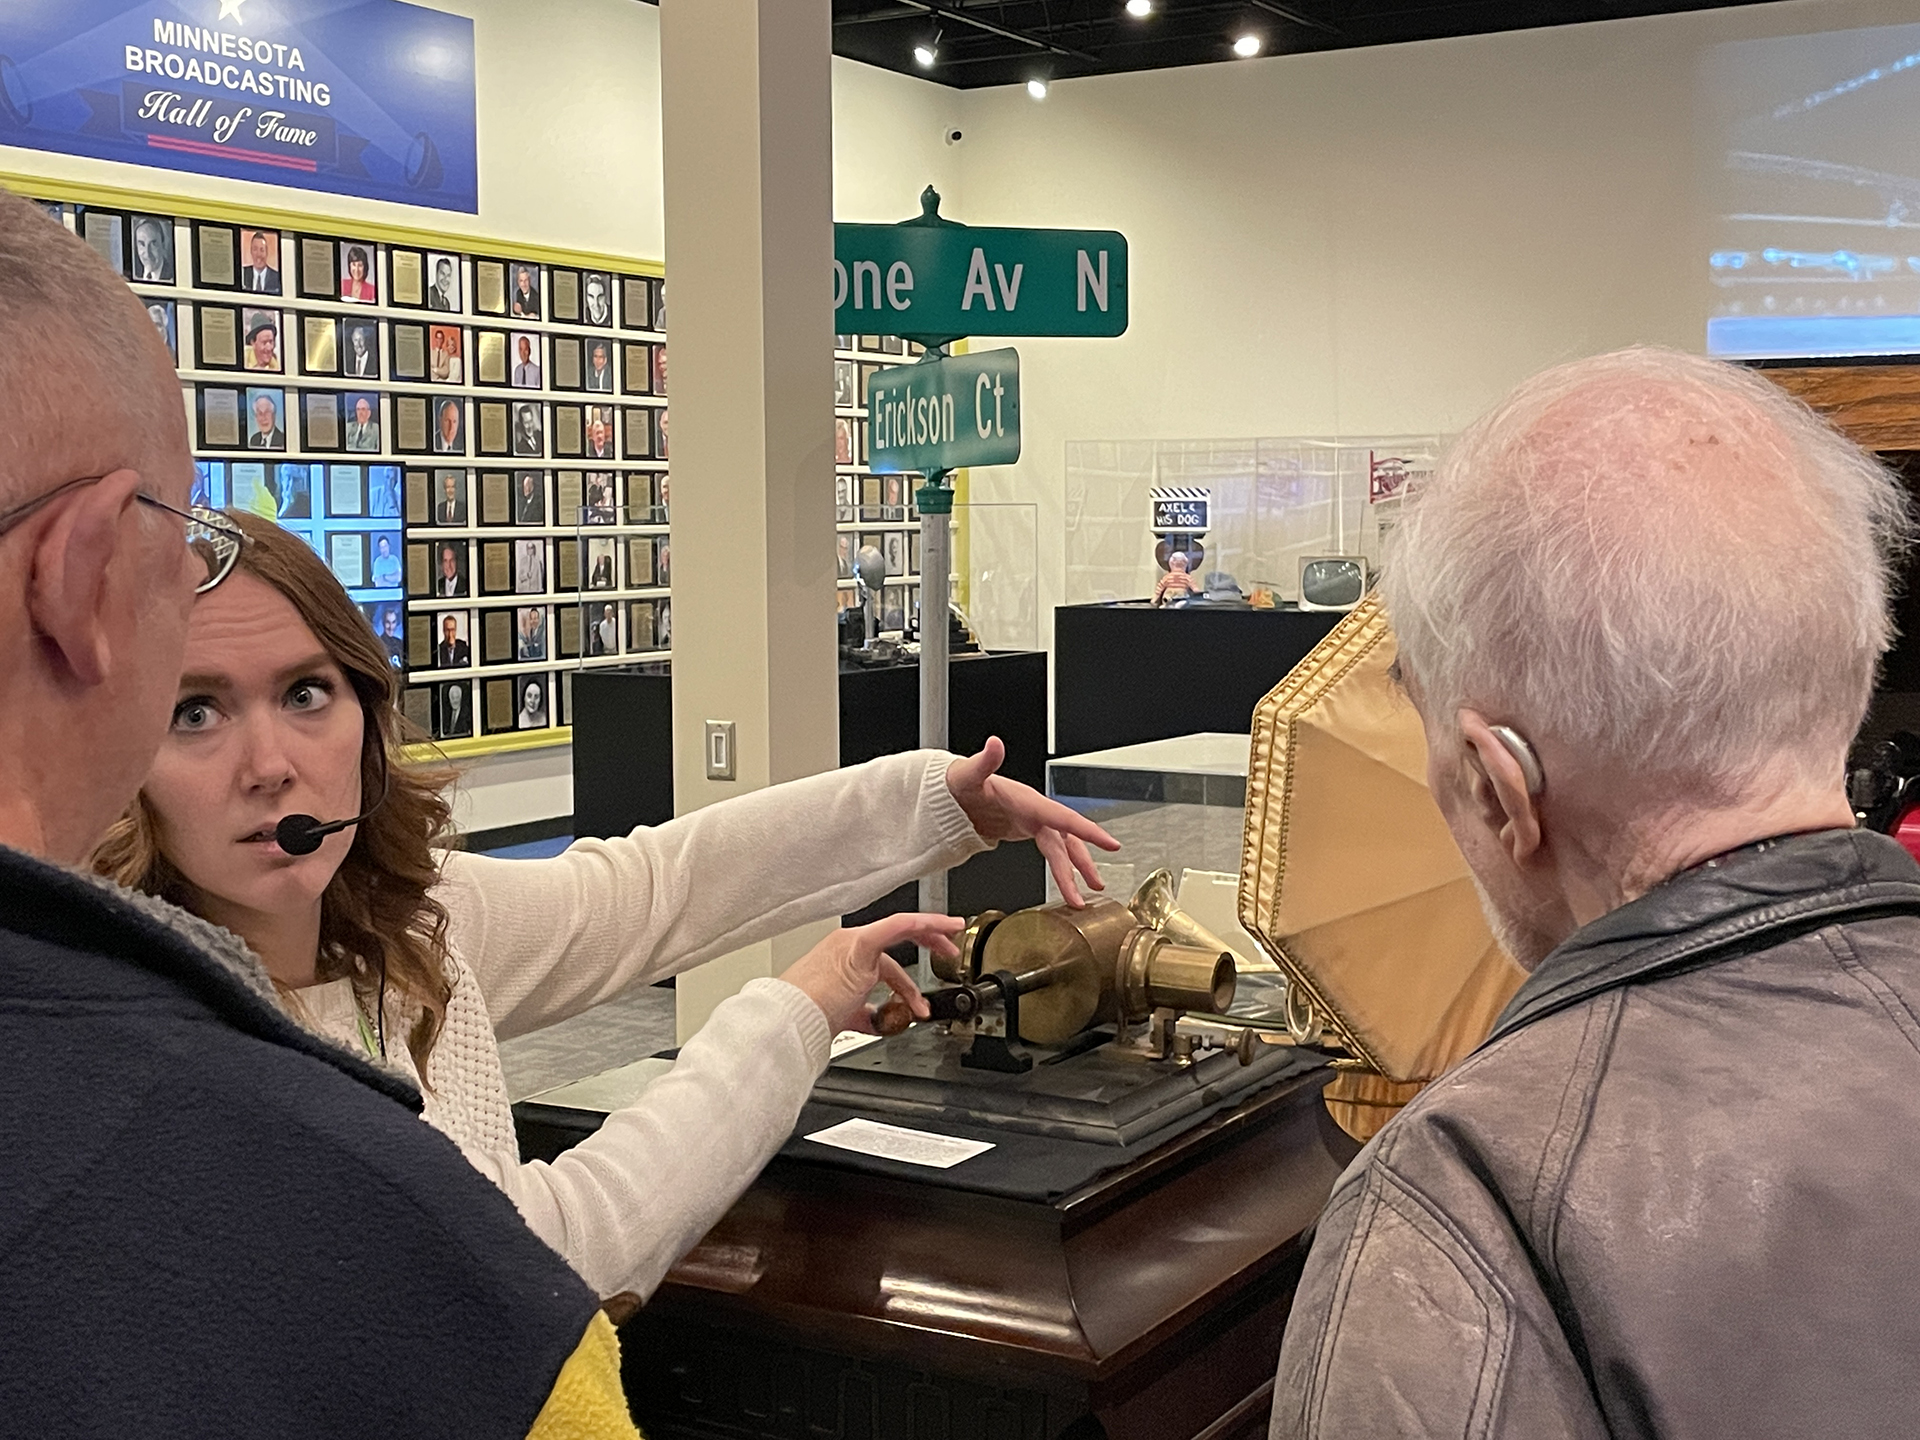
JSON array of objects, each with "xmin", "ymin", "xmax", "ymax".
[{"xmin": 1271, "ymin": 827, "xmax": 1920, "ymax": 1439}]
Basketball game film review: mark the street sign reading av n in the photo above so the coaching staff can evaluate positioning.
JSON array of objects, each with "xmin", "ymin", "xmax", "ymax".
[{"xmin": 834, "ymin": 221, "xmax": 1126, "ymax": 339}]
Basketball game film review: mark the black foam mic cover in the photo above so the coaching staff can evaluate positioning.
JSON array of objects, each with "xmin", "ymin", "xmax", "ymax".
[
  {"xmin": 273, "ymin": 814, "xmax": 334, "ymax": 856},
  {"xmin": 274, "ymin": 759, "xmax": 392, "ymax": 858}
]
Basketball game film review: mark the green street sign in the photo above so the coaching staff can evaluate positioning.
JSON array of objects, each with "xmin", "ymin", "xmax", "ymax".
[
  {"xmin": 834, "ymin": 216, "xmax": 1127, "ymax": 340},
  {"xmin": 868, "ymin": 348, "xmax": 1021, "ymax": 475}
]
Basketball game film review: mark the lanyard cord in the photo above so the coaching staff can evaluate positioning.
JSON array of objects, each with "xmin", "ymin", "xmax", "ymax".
[{"xmin": 352, "ymin": 965, "xmax": 390, "ymax": 1060}]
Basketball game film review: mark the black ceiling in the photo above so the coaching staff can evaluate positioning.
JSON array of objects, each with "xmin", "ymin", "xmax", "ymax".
[{"xmin": 828, "ymin": 0, "xmax": 1783, "ymax": 89}]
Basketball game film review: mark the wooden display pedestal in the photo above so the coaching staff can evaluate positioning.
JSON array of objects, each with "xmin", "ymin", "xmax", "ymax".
[{"xmin": 607, "ymin": 1067, "xmax": 1356, "ymax": 1440}]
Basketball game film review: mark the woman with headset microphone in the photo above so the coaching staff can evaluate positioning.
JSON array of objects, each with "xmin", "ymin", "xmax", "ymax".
[{"xmin": 93, "ymin": 512, "xmax": 1117, "ymax": 1305}]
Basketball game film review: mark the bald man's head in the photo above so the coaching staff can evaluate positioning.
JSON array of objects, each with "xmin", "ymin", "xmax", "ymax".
[
  {"xmin": 0, "ymin": 191, "xmax": 189, "ymax": 511},
  {"xmin": 0, "ymin": 188, "xmax": 203, "ymax": 861}
]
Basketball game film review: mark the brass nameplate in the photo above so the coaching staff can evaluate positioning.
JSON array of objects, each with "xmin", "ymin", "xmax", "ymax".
[
  {"xmin": 475, "ymin": 259, "xmax": 506, "ymax": 316},
  {"xmin": 198, "ymin": 225, "xmax": 237, "ymax": 287},
  {"xmin": 198, "ymin": 306, "xmax": 238, "ymax": 368},
  {"xmin": 478, "ymin": 402, "xmax": 510, "ymax": 457},
  {"xmin": 200, "ymin": 387, "xmax": 240, "ymax": 447},
  {"xmin": 391, "ymin": 249, "xmax": 424, "ymax": 306},
  {"xmin": 303, "ymin": 393, "xmax": 339, "ymax": 451},
  {"xmin": 476, "ymin": 330, "xmax": 507, "ymax": 385},
  {"xmin": 395, "ymin": 395, "xmax": 429, "ymax": 452},
  {"xmin": 303, "ymin": 315, "xmax": 338, "ymax": 375},
  {"xmin": 480, "ymin": 470, "xmax": 512, "ymax": 525}
]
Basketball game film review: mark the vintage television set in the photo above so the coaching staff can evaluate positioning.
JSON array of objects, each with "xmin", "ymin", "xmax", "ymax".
[{"xmin": 1296, "ymin": 554, "xmax": 1367, "ymax": 612}]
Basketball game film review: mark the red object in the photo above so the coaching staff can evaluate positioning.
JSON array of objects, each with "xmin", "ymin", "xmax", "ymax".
[{"xmin": 1892, "ymin": 805, "xmax": 1920, "ymax": 865}]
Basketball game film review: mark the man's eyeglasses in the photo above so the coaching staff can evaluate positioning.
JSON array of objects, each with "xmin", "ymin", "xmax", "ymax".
[{"xmin": 0, "ymin": 474, "xmax": 244, "ymax": 593}]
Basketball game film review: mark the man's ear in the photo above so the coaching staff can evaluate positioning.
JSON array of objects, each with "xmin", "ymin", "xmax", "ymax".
[
  {"xmin": 27, "ymin": 469, "xmax": 144, "ymax": 688},
  {"xmin": 1457, "ymin": 708, "xmax": 1545, "ymax": 866}
]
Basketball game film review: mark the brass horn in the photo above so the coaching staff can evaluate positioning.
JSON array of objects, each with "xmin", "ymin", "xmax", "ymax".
[{"xmin": 1127, "ymin": 869, "xmax": 1255, "ymax": 971}]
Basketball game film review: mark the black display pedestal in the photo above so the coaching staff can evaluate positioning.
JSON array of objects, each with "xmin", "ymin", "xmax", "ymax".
[
  {"xmin": 1052, "ymin": 604, "xmax": 1341, "ymax": 756},
  {"xmin": 571, "ymin": 652, "xmax": 1050, "ymax": 917}
]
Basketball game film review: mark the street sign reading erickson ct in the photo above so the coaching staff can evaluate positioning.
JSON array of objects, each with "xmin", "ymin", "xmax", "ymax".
[
  {"xmin": 834, "ymin": 223, "xmax": 1127, "ymax": 339},
  {"xmin": 867, "ymin": 348, "xmax": 1021, "ymax": 475}
]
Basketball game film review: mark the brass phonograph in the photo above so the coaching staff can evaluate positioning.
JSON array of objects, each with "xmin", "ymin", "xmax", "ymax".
[{"xmin": 539, "ymin": 594, "xmax": 1530, "ymax": 1440}]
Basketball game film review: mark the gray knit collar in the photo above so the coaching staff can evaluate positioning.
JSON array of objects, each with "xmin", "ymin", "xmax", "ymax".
[{"xmin": 23, "ymin": 847, "xmax": 421, "ymax": 1094}]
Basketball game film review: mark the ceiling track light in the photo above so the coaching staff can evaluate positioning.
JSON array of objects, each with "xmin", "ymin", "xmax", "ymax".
[
  {"xmin": 913, "ymin": 26, "xmax": 941, "ymax": 68},
  {"xmin": 1027, "ymin": 77, "xmax": 1049, "ymax": 99},
  {"xmin": 1125, "ymin": 0, "xmax": 1152, "ymax": 16},
  {"xmin": 1233, "ymin": 32, "xmax": 1263, "ymax": 56}
]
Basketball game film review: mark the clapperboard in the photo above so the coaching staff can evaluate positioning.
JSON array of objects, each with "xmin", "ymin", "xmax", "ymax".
[{"xmin": 1149, "ymin": 486, "xmax": 1210, "ymax": 534}]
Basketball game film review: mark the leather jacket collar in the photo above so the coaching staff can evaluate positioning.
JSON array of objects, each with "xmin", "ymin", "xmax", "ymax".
[{"xmin": 1485, "ymin": 827, "xmax": 1920, "ymax": 1047}]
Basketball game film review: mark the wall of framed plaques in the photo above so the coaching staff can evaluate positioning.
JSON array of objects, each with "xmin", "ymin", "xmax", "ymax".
[
  {"xmin": 30, "ymin": 181, "xmax": 669, "ymax": 758},
  {"xmin": 24, "ymin": 177, "xmax": 939, "ymax": 761}
]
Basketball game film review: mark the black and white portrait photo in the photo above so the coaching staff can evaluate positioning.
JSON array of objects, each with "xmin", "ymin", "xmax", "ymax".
[
  {"xmin": 131, "ymin": 215, "xmax": 174, "ymax": 283},
  {"xmin": 343, "ymin": 322, "xmax": 379, "ymax": 378},
  {"xmin": 515, "ymin": 673, "xmax": 548, "ymax": 730},
  {"xmin": 511, "ymin": 401, "xmax": 543, "ymax": 458},
  {"xmin": 583, "ymin": 271, "xmax": 612, "ymax": 326},
  {"xmin": 436, "ymin": 680, "xmax": 473, "ymax": 738},
  {"xmin": 587, "ymin": 537, "xmax": 615, "ymax": 590},
  {"xmin": 509, "ymin": 262, "xmax": 541, "ymax": 319},
  {"xmin": 513, "ymin": 538, "xmax": 546, "ymax": 595},
  {"xmin": 514, "ymin": 470, "xmax": 545, "ymax": 525},
  {"xmin": 427, "ymin": 252, "xmax": 461, "ymax": 312}
]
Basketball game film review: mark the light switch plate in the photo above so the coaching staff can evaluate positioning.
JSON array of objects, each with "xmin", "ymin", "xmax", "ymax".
[{"xmin": 704, "ymin": 720, "xmax": 736, "ymax": 780}]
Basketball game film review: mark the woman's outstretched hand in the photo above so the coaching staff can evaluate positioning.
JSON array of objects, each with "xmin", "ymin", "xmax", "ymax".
[
  {"xmin": 781, "ymin": 911, "xmax": 963, "ymax": 1035},
  {"xmin": 947, "ymin": 737, "xmax": 1121, "ymax": 907}
]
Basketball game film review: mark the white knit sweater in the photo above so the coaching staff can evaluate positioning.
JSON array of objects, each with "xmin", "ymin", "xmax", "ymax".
[{"xmin": 291, "ymin": 748, "xmax": 985, "ymax": 1301}]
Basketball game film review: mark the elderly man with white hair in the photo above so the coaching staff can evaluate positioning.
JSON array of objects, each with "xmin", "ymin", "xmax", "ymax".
[{"xmin": 1270, "ymin": 347, "xmax": 1920, "ymax": 1439}]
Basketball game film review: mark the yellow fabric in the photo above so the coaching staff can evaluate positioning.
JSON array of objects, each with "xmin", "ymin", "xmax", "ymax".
[
  {"xmin": 1239, "ymin": 594, "xmax": 1525, "ymax": 1083},
  {"xmin": 525, "ymin": 1312, "xmax": 643, "ymax": 1440}
]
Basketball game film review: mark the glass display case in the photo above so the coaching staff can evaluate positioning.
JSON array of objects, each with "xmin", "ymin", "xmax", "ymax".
[{"xmin": 1063, "ymin": 434, "xmax": 1444, "ymax": 606}]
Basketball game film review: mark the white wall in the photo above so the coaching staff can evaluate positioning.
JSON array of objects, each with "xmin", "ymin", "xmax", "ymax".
[{"xmin": 949, "ymin": 0, "xmax": 1920, "ymax": 645}]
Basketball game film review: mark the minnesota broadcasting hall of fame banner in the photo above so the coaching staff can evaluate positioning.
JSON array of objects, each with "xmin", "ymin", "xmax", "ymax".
[{"xmin": 0, "ymin": 0, "xmax": 478, "ymax": 213}]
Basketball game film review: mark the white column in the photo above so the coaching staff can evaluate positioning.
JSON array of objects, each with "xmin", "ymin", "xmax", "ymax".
[{"xmin": 660, "ymin": 0, "xmax": 839, "ymax": 1040}]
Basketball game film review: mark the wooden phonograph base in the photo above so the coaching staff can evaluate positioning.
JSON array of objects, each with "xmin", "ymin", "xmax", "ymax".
[{"xmin": 524, "ymin": 1030, "xmax": 1356, "ymax": 1440}]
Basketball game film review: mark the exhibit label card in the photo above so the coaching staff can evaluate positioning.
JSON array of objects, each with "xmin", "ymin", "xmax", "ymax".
[
  {"xmin": 804, "ymin": 1117, "xmax": 994, "ymax": 1170},
  {"xmin": 0, "ymin": 1, "xmax": 479, "ymax": 213}
]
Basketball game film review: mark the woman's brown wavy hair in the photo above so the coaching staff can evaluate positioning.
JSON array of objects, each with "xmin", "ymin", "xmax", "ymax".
[{"xmin": 92, "ymin": 510, "xmax": 457, "ymax": 1076}]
